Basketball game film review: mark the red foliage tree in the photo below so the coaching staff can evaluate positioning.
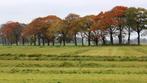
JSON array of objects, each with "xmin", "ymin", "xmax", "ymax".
[
  {"xmin": 22, "ymin": 15, "xmax": 62, "ymax": 46},
  {"xmin": 111, "ymin": 6, "xmax": 128, "ymax": 44},
  {"xmin": 0, "ymin": 21, "xmax": 24, "ymax": 45}
]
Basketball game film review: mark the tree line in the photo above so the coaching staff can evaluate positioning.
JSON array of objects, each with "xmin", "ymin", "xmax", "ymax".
[{"xmin": 0, "ymin": 6, "xmax": 147, "ymax": 46}]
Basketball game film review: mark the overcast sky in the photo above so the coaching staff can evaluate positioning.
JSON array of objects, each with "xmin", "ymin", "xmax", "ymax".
[{"xmin": 0, "ymin": 0, "xmax": 147, "ymax": 24}]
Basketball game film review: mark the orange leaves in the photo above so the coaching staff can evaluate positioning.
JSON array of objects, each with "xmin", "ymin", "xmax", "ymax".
[
  {"xmin": 21, "ymin": 5, "xmax": 129, "ymax": 40},
  {"xmin": 64, "ymin": 13, "xmax": 80, "ymax": 36},
  {"xmin": 23, "ymin": 15, "xmax": 62, "ymax": 38},
  {"xmin": 94, "ymin": 11, "xmax": 116, "ymax": 31},
  {"xmin": 111, "ymin": 6, "xmax": 128, "ymax": 17},
  {"xmin": 93, "ymin": 6, "xmax": 128, "ymax": 32},
  {"xmin": 1, "ymin": 22, "xmax": 22, "ymax": 37}
]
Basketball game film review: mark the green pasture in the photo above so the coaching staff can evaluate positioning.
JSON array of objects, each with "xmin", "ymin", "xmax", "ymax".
[
  {"xmin": 0, "ymin": 45, "xmax": 147, "ymax": 83},
  {"xmin": 0, "ymin": 45, "xmax": 147, "ymax": 56},
  {"xmin": 1, "ymin": 74, "xmax": 147, "ymax": 83}
]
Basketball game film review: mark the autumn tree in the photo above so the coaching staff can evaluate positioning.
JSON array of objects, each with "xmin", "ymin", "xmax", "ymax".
[
  {"xmin": 23, "ymin": 17, "xmax": 44, "ymax": 46},
  {"xmin": 23, "ymin": 15, "xmax": 62, "ymax": 46},
  {"xmin": 111, "ymin": 6, "xmax": 128, "ymax": 44},
  {"xmin": 94, "ymin": 11, "xmax": 118, "ymax": 45},
  {"xmin": 1, "ymin": 6, "xmax": 147, "ymax": 46},
  {"xmin": 64, "ymin": 13, "xmax": 80, "ymax": 46},
  {"xmin": 93, "ymin": 12, "xmax": 106, "ymax": 45},
  {"xmin": 44, "ymin": 16, "xmax": 62, "ymax": 46},
  {"xmin": 0, "ymin": 21, "xmax": 25, "ymax": 45},
  {"xmin": 77, "ymin": 15, "xmax": 95, "ymax": 46}
]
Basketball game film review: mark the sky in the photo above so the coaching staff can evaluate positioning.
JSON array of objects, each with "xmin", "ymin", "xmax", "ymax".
[{"xmin": 0, "ymin": 0, "xmax": 147, "ymax": 24}]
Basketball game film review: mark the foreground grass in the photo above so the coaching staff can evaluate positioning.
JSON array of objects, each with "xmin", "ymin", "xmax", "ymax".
[
  {"xmin": 1, "ymin": 74, "xmax": 147, "ymax": 83},
  {"xmin": 0, "ymin": 45, "xmax": 147, "ymax": 83},
  {"xmin": 1, "ymin": 60, "xmax": 147, "ymax": 74}
]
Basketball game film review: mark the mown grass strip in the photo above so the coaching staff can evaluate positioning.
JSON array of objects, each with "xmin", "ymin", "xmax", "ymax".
[
  {"xmin": 0, "ymin": 54, "xmax": 147, "ymax": 61},
  {"xmin": 0, "ymin": 60, "xmax": 147, "ymax": 68},
  {"xmin": 0, "ymin": 67, "xmax": 147, "ymax": 74}
]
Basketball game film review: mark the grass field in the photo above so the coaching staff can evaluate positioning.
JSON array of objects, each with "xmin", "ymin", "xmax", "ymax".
[
  {"xmin": 0, "ymin": 45, "xmax": 147, "ymax": 83},
  {"xmin": 0, "ymin": 45, "xmax": 147, "ymax": 56}
]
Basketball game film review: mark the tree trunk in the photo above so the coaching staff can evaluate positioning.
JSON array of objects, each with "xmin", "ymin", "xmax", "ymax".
[
  {"xmin": 34, "ymin": 40, "xmax": 36, "ymax": 46},
  {"xmin": 37, "ymin": 34, "xmax": 41, "ymax": 46},
  {"xmin": 63, "ymin": 33, "xmax": 66, "ymax": 46},
  {"xmin": 4, "ymin": 39, "xmax": 6, "ymax": 45},
  {"xmin": 102, "ymin": 36, "xmax": 106, "ymax": 45},
  {"xmin": 30, "ymin": 39, "xmax": 32, "ymax": 46},
  {"xmin": 16, "ymin": 40, "xmax": 18, "ymax": 46},
  {"xmin": 137, "ymin": 30, "xmax": 140, "ymax": 45},
  {"xmin": 95, "ymin": 38, "xmax": 98, "ymax": 46},
  {"xmin": 15, "ymin": 35, "xmax": 18, "ymax": 46},
  {"xmin": 42, "ymin": 37, "xmax": 45, "ymax": 46},
  {"xmin": 110, "ymin": 28, "xmax": 113, "ymax": 45},
  {"xmin": 10, "ymin": 40, "xmax": 13, "ymax": 46},
  {"xmin": 128, "ymin": 27, "xmax": 131, "ymax": 45},
  {"xmin": 88, "ymin": 31, "xmax": 91, "ymax": 46},
  {"xmin": 22, "ymin": 37, "xmax": 25, "ymax": 46},
  {"xmin": 118, "ymin": 27, "xmax": 122, "ymax": 45},
  {"xmin": 59, "ymin": 38, "xmax": 62, "ymax": 46},
  {"xmin": 82, "ymin": 37, "xmax": 84, "ymax": 46},
  {"xmin": 47, "ymin": 39, "xmax": 50, "ymax": 46},
  {"xmin": 34, "ymin": 35, "xmax": 36, "ymax": 46},
  {"xmin": 74, "ymin": 33, "xmax": 77, "ymax": 46},
  {"xmin": 52, "ymin": 39, "xmax": 55, "ymax": 46},
  {"xmin": 63, "ymin": 38, "xmax": 66, "ymax": 46}
]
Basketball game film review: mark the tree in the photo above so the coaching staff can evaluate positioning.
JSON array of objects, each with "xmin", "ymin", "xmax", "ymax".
[
  {"xmin": 64, "ymin": 13, "xmax": 80, "ymax": 46},
  {"xmin": 111, "ymin": 6, "xmax": 128, "ymax": 44},
  {"xmin": 23, "ymin": 15, "xmax": 62, "ymax": 46},
  {"xmin": 94, "ymin": 11, "xmax": 118, "ymax": 45},
  {"xmin": 56, "ymin": 20, "xmax": 68, "ymax": 46},
  {"xmin": 0, "ymin": 21, "xmax": 24, "ymax": 45},
  {"xmin": 125, "ymin": 7, "xmax": 147, "ymax": 45},
  {"xmin": 44, "ymin": 15, "xmax": 62, "ymax": 46},
  {"xmin": 1, "ymin": 6, "xmax": 147, "ymax": 46},
  {"xmin": 77, "ymin": 15, "xmax": 95, "ymax": 46},
  {"xmin": 125, "ymin": 7, "xmax": 138, "ymax": 44},
  {"xmin": 135, "ymin": 8, "xmax": 147, "ymax": 45},
  {"xmin": 23, "ymin": 17, "xmax": 44, "ymax": 46}
]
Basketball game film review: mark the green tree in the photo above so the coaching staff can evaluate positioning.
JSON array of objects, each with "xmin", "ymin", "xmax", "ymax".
[
  {"xmin": 135, "ymin": 8, "xmax": 147, "ymax": 45},
  {"xmin": 125, "ymin": 7, "xmax": 137, "ymax": 44}
]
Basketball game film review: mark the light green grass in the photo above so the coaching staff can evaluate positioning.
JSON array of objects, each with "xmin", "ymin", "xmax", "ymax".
[
  {"xmin": 0, "ymin": 46, "xmax": 86, "ymax": 55},
  {"xmin": 0, "ymin": 60, "xmax": 147, "ymax": 68},
  {"xmin": 0, "ymin": 45, "xmax": 147, "ymax": 83},
  {"xmin": 0, "ymin": 45, "xmax": 147, "ymax": 56},
  {"xmin": 0, "ymin": 60, "xmax": 147, "ymax": 82},
  {"xmin": 0, "ymin": 60, "xmax": 147, "ymax": 74},
  {"xmin": 79, "ymin": 46, "xmax": 147, "ymax": 56},
  {"xmin": 0, "ymin": 74, "xmax": 147, "ymax": 83}
]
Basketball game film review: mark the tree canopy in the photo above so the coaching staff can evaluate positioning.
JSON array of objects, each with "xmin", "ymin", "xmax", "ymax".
[{"xmin": 0, "ymin": 6, "xmax": 147, "ymax": 46}]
